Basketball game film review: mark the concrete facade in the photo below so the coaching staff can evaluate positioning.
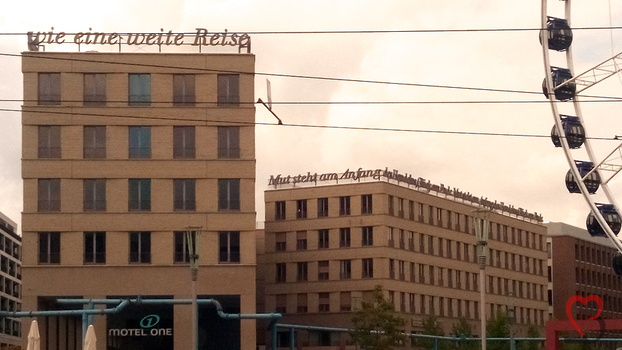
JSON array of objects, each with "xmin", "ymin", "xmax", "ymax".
[
  {"xmin": 21, "ymin": 51, "xmax": 256, "ymax": 350},
  {"xmin": 260, "ymin": 179, "xmax": 548, "ymax": 347},
  {"xmin": 0, "ymin": 212, "xmax": 21, "ymax": 349}
]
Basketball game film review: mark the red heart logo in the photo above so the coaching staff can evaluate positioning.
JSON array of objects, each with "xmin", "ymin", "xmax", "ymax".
[{"xmin": 565, "ymin": 295, "xmax": 604, "ymax": 337}]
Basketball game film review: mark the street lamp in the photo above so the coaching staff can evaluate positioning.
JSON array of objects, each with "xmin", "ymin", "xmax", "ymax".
[
  {"xmin": 473, "ymin": 209, "xmax": 491, "ymax": 350},
  {"xmin": 186, "ymin": 226, "xmax": 202, "ymax": 350}
]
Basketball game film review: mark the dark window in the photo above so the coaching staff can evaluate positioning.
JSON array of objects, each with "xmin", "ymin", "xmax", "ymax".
[
  {"xmin": 318, "ymin": 260, "xmax": 329, "ymax": 280},
  {"xmin": 275, "ymin": 233, "xmax": 286, "ymax": 251},
  {"xmin": 218, "ymin": 126, "xmax": 240, "ymax": 158},
  {"xmin": 317, "ymin": 198, "xmax": 328, "ymax": 217},
  {"xmin": 296, "ymin": 231, "xmax": 307, "ymax": 250},
  {"xmin": 340, "ymin": 260, "xmax": 351, "ymax": 279},
  {"xmin": 129, "ymin": 126, "xmax": 151, "ymax": 158},
  {"xmin": 318, "ymin": 229, "xmax": 329, "ymax": 249},
  {"xmin": 83, "ymin": 126, "xmax": 106, "ymax": 158},
  {"xmin": 83, "ymin": 179, "xmax": 106, "ymax": 211},
  {"xmin": 297, "ymin": 262, "xmax": 308, "ymax": 281},
  {"xmin": 362, "ymin": 258, "xmax": 373, "ymax": 278},
  {"xmin": 296, "ymin": 200, "xmax": 307, "ymax": 219},
  {"xmin": 84, "ymin": 73, "xmax": 106, "ymax": 105},
  {"xmin": 174, "ymin": 231, "xmax": 190, "ymax": 263},
  {"xmin": 129, "ymin": 231, "xmax": 151, "ymax": 263},
  {"xmin": 173, "ymin": 74, "xmax": 195, "ymax": 106},
  {"xmin": 361, "ymin": 194, "xmax": 372, "ymax": 214},
  {"xmin": 38, "ymin": 125, "xmax": 60, "ymax": 158},
  {"xmin": 362, "ymin": 226, "xmax": 373, "ymax": 246},
  {"xmin": 84, "ymin": 231, "xmax": 105, "ymax": 264},
  {"xmin": 38, "ymin": 179, "xmax": 60, "ymax": 212},
  {"xmin": 217, "ymin": 74, "xmax": 239, "ymax": 106},
  {"xmin": 219, "ymin": 231, "xmax": 240, "ymax": 263},
  {"xmin": 38, "ymin": 232, "xmax": 60, "ymax": 264},
  {"xmin": 218, "ymin": 179, "xmax": 240, "ymax": 211},
  {"xmin": 339, "ymin": 228, "xmax": 351, "ymax": 248},
  {"xmin": 173, "ymin": 179, "xmax": 196, "ymax": 211},
  {"xmin": 128, "ymin": 179, "xmax": 151, "ymax": 211},
  {"xmin": 173, "ymin": 126, "xmax": 195, "ymax": 159},
  {"xmin": 276, "ymin": 263, "xmax": 286, "ymax": 283},
  {"xmin": 38, "ymin": 73, "xmax": 60, "ymax": 105},
  {"xmin": 275, "ymin": 201, "xmax": 286, "ymax": 220},
  {"xmin": 339, "ymin": 196, "xmax": 351, "ymax": 216},
  {"xmin": 128, "ymin": 73, "xmax": 151, "ymax": 106}
]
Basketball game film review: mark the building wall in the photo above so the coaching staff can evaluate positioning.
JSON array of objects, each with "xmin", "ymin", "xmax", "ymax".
[
  {"xmin": 261, "ymin": 181, "xmax": 548, "ymax": 345},
  {"xmin": 22, "ymin": 52, "xmax": 257, "ymax": 350}
]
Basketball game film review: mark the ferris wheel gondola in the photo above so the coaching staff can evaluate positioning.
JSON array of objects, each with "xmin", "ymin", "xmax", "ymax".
[{"xmin": 541, "ymin": 0, "xmax": 622, "ymax": 272}]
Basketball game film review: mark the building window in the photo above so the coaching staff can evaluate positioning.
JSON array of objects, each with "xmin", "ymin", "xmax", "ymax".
[
  {"xmin": 129, "ymin": 231, "xmax": 151, "ymax": 263},
  {"xmin": 84, "ymin": 73, "xmax": 106, "ymax": 105},
  {"xmin": 318, "ymin": 260, "xmax": 329, "ymax": 280},
  {"xmin": 128, "ymin": 126, "xmax": 151, "ymax": 158},
  {"xmin": 84, "ymin": 231, "xmax": 105, "ymax": 264},
  {"xmin": 275, "ymin": 294, "xmax": 287, "ymax": 314},
  {"xmin": 297, "ymin": 294, "xmax": 308, "ymax": 313},
  {"xmin": 218, "ymin": 179, "xmax": 240, "ymax": 211},
  {"xmin": 317, "ymin": 198, "xmax": 328, "ymax": 217},
  {"xmin": 83, "ymin": 179, "xmax": 106, "ymax": 211},
  {"xmin": 318, "ymin": 229, "xmax": 329, "ymax": 249},
  {"xmin": 219, "ymin": 231, "xmax": 240, "ymax": 263},
  {"xmin": 362, "ymin": 226, "xmax": 373, "ymax": 246},
  {"xmin": 275, "ymin": 201, "xmax": 286, "ymax": 220},
  {"xmin": 296, "ymin": 200, "xmax": 308, "ymax": 219},
  {"xmin": 174, "ymin": 179, "xmax": 196, "ymax": 211},
  {"xmin": 174, "ymin": 231, "xmax": 190, "ymax": 263},
  {"xmin": 297, "ymin": 262, "xmax": 308, "ymax": 281},
  {"xmin": 362, "ymin": 258, "xmax": 373, "ymax": 278},
  {"xmin": 296, "ymin": 231, "xmax": 307, "ymax": 250},
  {"xmin": 84, "ymin": 126, "xmax": 106, "ymax": 158},
  {"xmin": 128, "ymin": 73, "xmax": 151, "ymax": 106},
  {"xmin": 218, "ymin": 126, "xmax": 240, "ymax": 158},
  {"xmin": 173, "ymin": 74, "xmax": 195, "ymax": 106},
  {"xmin": 38, "ymin": 125, "xmax": 60, "ymax": 158},
  {"xmin": 128, "ymin": 179, "xmax": 151, "ymax": 211},
  {"xmin": 339, "ymin": 228, "xmax": 351, "ymax": 248},
  {"xmin": 38, "ymin": 179, "xmax": 60, "ymax": 212},
  {"xmin": 361, "ymin": 194, "xmax": 372, "ymax": 214},
  {"xmin": 38, "ymin": 73, "xmax": 61, "ymax": 105},
  {"xmin": 173, "ymin": 126, "xmax": 195, "ymax": 159},
  {"xmin": 340, "ymin": 291, "xmax": 352, "ymax": 312},
  {"xmin": 388, "ymin": 195, "xmax": 394, "ymax": 216},
  {"xmin": 319, "ymin": 292, "xmax": 330, "ymax": 312},
  {"xmin": 275, "ymin": 232, "xmax": 286, "ymax": 251},
  {"xmin": 217, "ymin": 74, "xmax": 239, "ymax": 106},
  {"xmin": 339, "ymin": 196, "xmax": 351, "ymax": 216},
  {"xmin": 340, "ymin": 260, "xmax": 351, "ymax": 279},
  {"xmin": 38, "ymin": 232, "xmax": 60, "ymax": 264},
  {"xmin": 276, "ymin": 263, "xmax": 286, "ymax": 283}
]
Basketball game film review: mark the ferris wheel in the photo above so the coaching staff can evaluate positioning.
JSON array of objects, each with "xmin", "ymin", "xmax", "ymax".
[{"xmin": 540, "ymin": 0, "xmax": 622, "ymax": 271}]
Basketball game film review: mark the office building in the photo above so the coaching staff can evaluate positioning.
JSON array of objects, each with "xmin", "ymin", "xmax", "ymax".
[
  {"xmin": 21, "ymin": 42, "xmax": 257, "ymax": 350},
  {"xmin": 546, "ymin": 222, "xmax": 622, "ymax": 322},
  {"xmin": 260, "ymin": 168, "xmax": 548, "ymax": 347},
  {"xmin": 0, "ymin": 212, "xmax": 21, "ymax": 349}
]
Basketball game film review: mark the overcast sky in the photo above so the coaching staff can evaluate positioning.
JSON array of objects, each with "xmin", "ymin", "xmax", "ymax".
[{"xmin": 1, "ymin": 0, "xmax": 622, "ymax": 232}]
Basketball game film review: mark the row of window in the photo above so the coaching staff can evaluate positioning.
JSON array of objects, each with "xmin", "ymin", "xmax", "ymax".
[
  {"xmin": 0, "ymin": 236, "xmax": 20, "ymax": 261},
  {"xmin": 273, "ymin": 228, "xmax": 546, "ymax": 276},
  {"xmin": 0, "ymin": 256, "xmax": 20, "ymax": 281},
  {"xmin": 38, "ymin": 72, "xmax": 240, "ymax": 106},
  {"xmin": 572, "ymin": 291, "xmax": 622, "ymax": 317},
  {"xmin": 273, "ymin": 291, "xmax": 545, "ymax": 325},
  {"xmin": 276, "ymin": 195, "xmax": 545, "ymax": 252},
  {"xmin": 37, "ymin": 178, "xmax": 241, "ymax": 212},
  {"xmin": 574, "ymin": 243, "xmax": 618, "ymax": 267},
  {"xmin": 0, "ymin": 276, "xmax": 20, "ymax": 299},
  {"xmin": 38, "ymin": 231, "xmax": 240, "ymax": 265},
  {"xmin": 575, "ymin": 267, "xmax": 622, "ymax": 292},
  {"xmin": 38, "ymin": 125, "xmax": 241, "ymax": 160}
]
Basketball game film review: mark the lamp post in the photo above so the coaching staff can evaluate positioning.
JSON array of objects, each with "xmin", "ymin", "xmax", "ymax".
[
  {"xmin": 473, "ymin": 209, "xmax": 490, "ymax": 350},
  {"xmin": 186, "ymin": 226, "xmax": 202, "ymax": 350}
]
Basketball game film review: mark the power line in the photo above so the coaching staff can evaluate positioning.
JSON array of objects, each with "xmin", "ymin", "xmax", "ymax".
[{"xmin": 3, "ymin": 107, "xmax": 618, "ymax": 141}]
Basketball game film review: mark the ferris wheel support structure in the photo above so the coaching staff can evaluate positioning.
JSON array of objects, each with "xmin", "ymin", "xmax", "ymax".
[{"xmin": 541, "ymin": 0, "xmax": 622, "ymax": 254}]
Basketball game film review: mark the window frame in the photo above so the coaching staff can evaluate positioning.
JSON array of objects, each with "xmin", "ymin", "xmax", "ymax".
[
  {"xmin": 173, "ymin": 126, "xmax": 196, "ymax": 159},
  {"xmin": 129, "ymin": 231, "xmax": 151, "ymax": 263},
  {"xmin": 219, "ymin": 231, "xmax": 240, "ymax": 263},
  {"xmin": 38, "ymin": 178, "xmax": 60, "ymax": 212},
  {"xmin": 217, "ymin": 74, "xmax": 240, "ymax": 106},
  {"xmin": 84, "ymin": 231, "xmax": 106, "ymax": 264},
  {"xmin": 218, "ymin": 178, "xmax": 240, "ymax": 211},
  {"xmin": 38, "ymin": 73, "xmax": 61, "ymax": 105},
  {"xmin": 83, "ymin": 178, "xmax": 106, "ymax": 212},
  {"xmin": 173, "ymin": 74, "xmax": 195, "ymax": 106},
  {"xmin": 128, "ymin": 126, "xmax": 151, "ymax": 159},
  {"xmin": 83, "ymin": 126, "xmax": 106, "ymax": 159},
  {"xmin": 38, "ymin": 125, "xmax": 61, "ymax": 158},
  {"xmin": 128, "ymin": 73, "xmax": 151, "ymax": 106},
  {"xmin": 38, "ymin": 232, "xmax": 60, "ymax": 264},
  {"xmin": 83, "ymin": 73, "xmax": 106, "ymax": 106},
  {"xmin": 173, "ymin": 179, "xmax": 196, "ymax": 211},
  {"xmin": 128, "ymin": 179, "xmax": 151, "ymax": 211}
]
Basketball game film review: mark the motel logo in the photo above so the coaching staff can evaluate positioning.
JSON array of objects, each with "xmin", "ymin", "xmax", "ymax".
[{"xmin": 108, "ymin": 314, "xmax": 173, "ymax": 337}]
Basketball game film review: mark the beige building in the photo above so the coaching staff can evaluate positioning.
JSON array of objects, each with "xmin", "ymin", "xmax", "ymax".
[
  {"xmin": 0, "ymin": 212, "xmax": 21, "ymax": 349},
  {"xmin": 21, "ymin": 49, "xmax": 257, "ymax": 350},
  {"xmin": 260, "ymin": 169, "xmax": 548, "ymax": 347}
]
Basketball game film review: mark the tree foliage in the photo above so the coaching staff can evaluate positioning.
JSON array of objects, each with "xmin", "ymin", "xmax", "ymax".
[
  {"xmin": 451, "ymin": 317, "xmax": 478, "ymax": 350},
  {"xmin": 351, "ymin": 285, "xmax": 407, "ymax": 350},
  {"xmin": 420, "ymin": 315, "xmax": 446, "ymax": 350},
  {"xmin": 487, "ymin": 310, "xmax": 510, "ymax": 350}
]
